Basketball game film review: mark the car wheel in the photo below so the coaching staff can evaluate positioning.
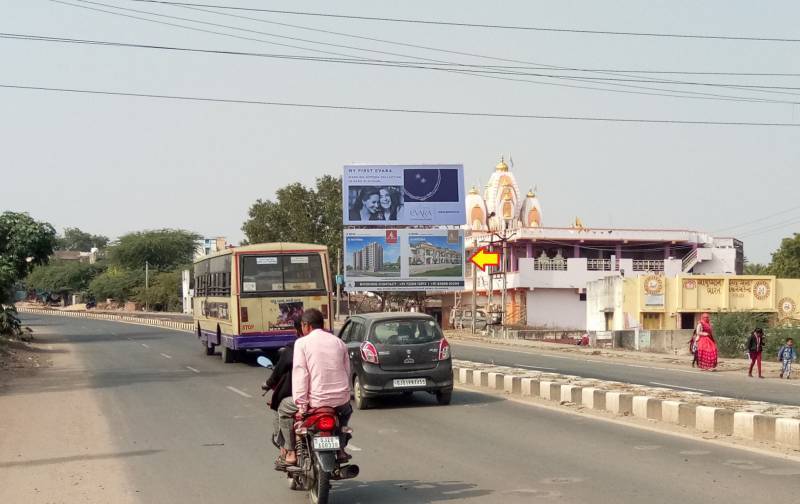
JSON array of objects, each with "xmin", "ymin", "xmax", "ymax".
[
  {"xmin": 436, "ymin": 391, "xmax": 452, "ymax": 406},
  {"xmin": 203, "ymin": 341, "xmax": 215, "ymax": 356},
  {"xmin": 353, "ymin": 376, "xmax": 370, "ymax": 410}
]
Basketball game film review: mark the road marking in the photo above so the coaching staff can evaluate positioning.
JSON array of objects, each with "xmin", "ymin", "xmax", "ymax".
[
  {"xmin": 649, "ymin": 382, "xmax": 713, "ymax": 393},
  {"xmin": 625, "ymin": 364, "xmax": 651, "ymax": 369},
  {"xmin": 226, "ymin": 386, "xmax": 252, "ymax": 398},
  {"xmin": 141, "ymin": 343, "xmax": 150, "ymax": 349},
  {"xmin": 186, "ymin": 366, "xmax": 200, "ymax": 373},
  {"xmin": 348, "ymin": 444, "xmax": 362, "ymax": 452},
  {"xmin": 160, "ymin": 353, "xmax": 173, "ymax": 359},
  {"xmin": 517, "ymin": 364, "xmax": 557, "ymax": 371}
]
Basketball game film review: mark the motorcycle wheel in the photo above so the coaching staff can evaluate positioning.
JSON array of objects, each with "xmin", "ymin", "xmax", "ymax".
[
  {"xmin": 288, "ymin": 477, "xmax": 300, "ymax": 491},
  {"xmin": 309, "ymin": 462, "xmax": 330, "ymax": 504}
]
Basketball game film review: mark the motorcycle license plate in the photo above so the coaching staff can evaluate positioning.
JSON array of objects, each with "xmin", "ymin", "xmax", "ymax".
[
  {"xmin": 312, "ymin": 436, "xmax": 340, "ymax": 451},
  {"xmin": 393, "ymin": 378, "xmax": 427, "ymax": 388}
]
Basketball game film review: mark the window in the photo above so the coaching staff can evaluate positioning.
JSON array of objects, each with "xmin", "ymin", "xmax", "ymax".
[
  {"xmin": 371, "ymin": 319, "xmax": 442, "ymax": 346},
  {"xmin": 240, "ymin": 254, "xmax": 326, "ymax": 294},
  {"xmin": 351, "ymin": 323, "xmax": 365, "ymax": 343},
  {"xmin": 340, "ymin": 322, "xmax": 353, "ymax": 343}
]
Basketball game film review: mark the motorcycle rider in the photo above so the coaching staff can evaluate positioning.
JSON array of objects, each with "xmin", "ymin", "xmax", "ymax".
[
  {"xmin": 278, "ymin": 308, "xmax": 352, "ymax": 466},
  {"xmin": 264, "ymin": 319, "xmax": 302, "ymax": 469}
]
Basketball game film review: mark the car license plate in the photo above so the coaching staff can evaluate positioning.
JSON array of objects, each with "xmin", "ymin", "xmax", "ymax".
[
  {"xmin": 393, "ymin": 378, "xmax": 427, "ymax": 388},
  {"xmin": 312, "ymin": 436, "xmax": 340, "ymax": 451}
]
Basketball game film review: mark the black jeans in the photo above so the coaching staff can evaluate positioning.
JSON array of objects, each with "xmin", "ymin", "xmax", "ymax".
[{"xmin": 336, "ymin": 402, "xmax": 353, "ymax": 448}]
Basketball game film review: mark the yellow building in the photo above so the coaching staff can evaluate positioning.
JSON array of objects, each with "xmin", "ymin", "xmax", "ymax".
[{"xmin": 587, "ymin": 275, "xmax": 800, "ymax": 331}]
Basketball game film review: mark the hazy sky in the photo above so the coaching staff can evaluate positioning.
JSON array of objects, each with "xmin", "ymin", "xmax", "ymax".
[{"xmin": 2, "ymin": 0, "xmax": 799, "ymax": 263}]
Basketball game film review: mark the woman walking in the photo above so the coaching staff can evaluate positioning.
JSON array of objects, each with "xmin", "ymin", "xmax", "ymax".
[
  {"xmin": 695, "ymin": 313, "xmax": 718, "ymax": 371},
  {"xmin": 746, "ymin": 328, "xmax": 766, "ymax": 378}
]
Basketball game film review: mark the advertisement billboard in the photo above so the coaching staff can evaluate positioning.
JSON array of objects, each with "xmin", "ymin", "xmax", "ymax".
[
  {"xmin": 343, "ymin": 165, "xmax": 466, "ymax": 226},
  {"xmin": 344, "ymin": 229, "xmax": 465, "ymax": 292}
]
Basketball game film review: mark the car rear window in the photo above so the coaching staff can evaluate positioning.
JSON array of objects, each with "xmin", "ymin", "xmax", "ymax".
[{"xmin": 371, "ymin": 319, "xmax": 442, "ymax": 345}]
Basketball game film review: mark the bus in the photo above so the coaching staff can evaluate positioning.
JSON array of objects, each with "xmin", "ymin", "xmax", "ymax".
[{"xmin": 192, "ymin": 242, "xmax": 332, "ymax": 363}]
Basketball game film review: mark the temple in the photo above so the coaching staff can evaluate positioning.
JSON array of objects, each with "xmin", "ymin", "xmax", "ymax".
[{"xmin": 438, "ymin": 156, "xmax": 744, "ymax": 330}]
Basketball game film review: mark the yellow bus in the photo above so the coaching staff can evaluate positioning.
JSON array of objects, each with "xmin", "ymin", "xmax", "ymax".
[{"xmin": 192, "ymin": 242, "xmax": 332, "ymax": 363}]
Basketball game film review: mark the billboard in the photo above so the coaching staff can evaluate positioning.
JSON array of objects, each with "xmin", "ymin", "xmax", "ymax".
[
  {"xmin": 344, "ymin": 229, "xmax": 465, "ymax": 292},
  {"xmin": 343, "ymin": 165, "xmax": 466, "ymax": 226}
]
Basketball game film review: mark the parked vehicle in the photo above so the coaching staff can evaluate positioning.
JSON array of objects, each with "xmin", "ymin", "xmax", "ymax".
[
  {"xmin": 449, "ymin": 308, "xmax": 488, "ymax": 331},
  {"xmin": 339, "ymin": 313, "xmax": 453, "ymax": 409},
  {"xmin": 257, "ymin": 356, "xmax": 359, "ymax": 504}
]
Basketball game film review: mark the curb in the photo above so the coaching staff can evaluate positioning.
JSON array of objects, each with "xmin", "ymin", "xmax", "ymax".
[
  {"xmin": 452, "ymin": 363, "xmax": 800, "ymax": 451},
  {"xmin": 17, "ymin": 306, "xmax": 195, "ymax": 334}
]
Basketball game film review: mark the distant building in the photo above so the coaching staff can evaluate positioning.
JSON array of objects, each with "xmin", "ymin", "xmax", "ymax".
[
  {"xmin": 53, "ymin": 248, "xmax": 98, "ymax": 264},
  {"xmin": 195, "ymin": 237, "xmax": 227, "ymax": 258},
  {"xmin": 353, "ymin": 242, "xmax": 384, "ymax": 272},
  {"xmin": 410, "ymin": 242, "xmax": 461, "ymax": 265}
]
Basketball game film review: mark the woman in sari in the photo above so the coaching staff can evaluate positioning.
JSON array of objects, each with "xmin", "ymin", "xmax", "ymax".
[{"xmin": 695, "ymin": 313, "xmax": 718, "ymax": 371}]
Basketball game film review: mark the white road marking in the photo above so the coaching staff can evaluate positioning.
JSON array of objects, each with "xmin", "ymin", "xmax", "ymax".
[
  {"xmin": 625, "ymin": 364, "xmax": 651, "ymax": 369},
  {"xmin": 517, "ymin": 364, "xmax": 557, "ymax": 371},
  {"xmin": 348, "ymin": 444, "xmax": 362, "ymax": 452},
  {"xmin": 650, "ymin": 382, "xmax": 713, "ymax": 393},
  {"xmin": 160, "ymin": 353, "xmax": 173, "ymax": 359},
  {"xmin": 141, "ymin": 343, "xmax": 150, "ymax": 349},
  {"xmin": 226, "ymin": 386, "xmax": 253, "ymax": 398},
  {"xmin": 186, "ymin": 366, "xmax": 200, "ymax": 373}
]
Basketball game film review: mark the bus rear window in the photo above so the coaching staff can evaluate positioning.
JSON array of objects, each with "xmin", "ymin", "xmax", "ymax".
[{"xmin": 240, "ymin": 254, "xmax": 325, "ymax": 293}]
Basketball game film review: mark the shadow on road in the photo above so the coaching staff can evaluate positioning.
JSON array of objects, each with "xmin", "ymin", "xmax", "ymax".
[
  {"xmin": 0, "ymin": 449, "xmax": 163, "ymax": 469},
  {"xmin": 362, "ymin": 388, "xmax": 504, "ymax": 411},
  {"xmin": 333, "ymin": 480, "xmax": 492, "ymax": 503}
]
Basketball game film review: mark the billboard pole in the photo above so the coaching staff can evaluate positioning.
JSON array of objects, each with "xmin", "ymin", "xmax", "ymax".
[
  {"xmin": 336, "ymin": 248, "xmax": 342, "ymax": 321},
  {"xmin": 471, "ymin": 248, "xmax": 477, "ymax": 334}
]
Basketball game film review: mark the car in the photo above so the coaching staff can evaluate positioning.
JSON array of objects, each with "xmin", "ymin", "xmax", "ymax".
[
  {"xmin": 339, "ymin": 312, "xmax": 453, "ymax": 409},
  {"xmin": 450, "ymin": 308, "xmax": 488, "ymax": 331}
]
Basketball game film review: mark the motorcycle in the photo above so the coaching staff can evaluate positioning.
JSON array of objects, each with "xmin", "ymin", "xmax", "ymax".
[{"xmin": 258, "ymin": 356, "xmax": 359, "ymax": 504}]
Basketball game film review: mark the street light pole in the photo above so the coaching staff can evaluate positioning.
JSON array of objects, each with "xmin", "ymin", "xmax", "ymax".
[{"xmin": 145, "ymin": 261, "xmax": 149, "ymax": 312}]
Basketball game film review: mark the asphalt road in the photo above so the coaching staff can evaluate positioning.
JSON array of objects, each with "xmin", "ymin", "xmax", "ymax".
[
  {"xmin": 8, "ymin": 313, "xmax": 800, "ymax": 504},
  {"xmin": 451, "ymin": 341, "xmax": 800, "ymax": 406}
]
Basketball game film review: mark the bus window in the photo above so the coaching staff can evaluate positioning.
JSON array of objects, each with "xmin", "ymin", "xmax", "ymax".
[
  {"xmin": 284, "ymin": 255, "xmax": 325, "ymax": 291},
  {"xmin": 241, "ymin": 256, "xmax": 284, "ymax": 292}
]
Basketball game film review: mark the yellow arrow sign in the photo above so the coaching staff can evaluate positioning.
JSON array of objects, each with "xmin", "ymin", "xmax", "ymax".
[{"xmin": 469, "ymin": 247, "xmax": 500, "ymax": 272}]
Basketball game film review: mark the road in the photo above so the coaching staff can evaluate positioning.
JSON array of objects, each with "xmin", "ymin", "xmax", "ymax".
[
  {"xmin": 4, "ymin": 313, "xmax": 800, "ymax": 504},
  {"xmin": 451, "ymin": 341, "xmax": 800, "ymax": 406}
]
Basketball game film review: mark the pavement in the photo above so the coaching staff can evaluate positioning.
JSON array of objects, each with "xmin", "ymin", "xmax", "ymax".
[
  {"xmin": 449, "ymin": 338, "xmax": 800, "ymax": 406},
  {"xmin": 3, "ymin": 313, "xmax": 800, "ymax": 504}
]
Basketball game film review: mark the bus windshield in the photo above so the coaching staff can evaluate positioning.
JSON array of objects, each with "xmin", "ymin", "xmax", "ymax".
[{"xmin": 241, "ymin": 254, "xmax": 326, "ymax": 293}]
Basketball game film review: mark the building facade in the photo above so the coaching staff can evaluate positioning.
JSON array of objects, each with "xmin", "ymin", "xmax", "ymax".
[
  {"xmin": 450, "ymin": 157, "xmax": 745, "ymax": 330},
  {"xmin": 587, "ymin": 275, "xmax": 800, "ymax": 331},
  {"xmin": 410, "ymin": 241, "xmax": 462, "ymax": 265},
  {"xmin": 353, "ymin": 242, "xmax": 384, "ymax": 272}
]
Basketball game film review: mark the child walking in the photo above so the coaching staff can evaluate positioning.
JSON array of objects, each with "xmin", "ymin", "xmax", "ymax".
[{"xmin": 778, "ymin": 338, "xmax": 797, "ymax": 379}]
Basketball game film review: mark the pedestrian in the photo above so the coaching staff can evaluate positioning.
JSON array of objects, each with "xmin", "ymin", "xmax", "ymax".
[
  {"xmin": 695, "ymin": 313, "xmax": 718, "ymax": 371},
  {"xmin": 689, "ymin": 329, "xmax": 699, "ymax": 368},
  {"xmin": 746, "ymin": 328, "xmax": 766, "ymax": 378},
  {"xmin": 778, "ymin": 338, "xmax": 798, "ymax": 379}
]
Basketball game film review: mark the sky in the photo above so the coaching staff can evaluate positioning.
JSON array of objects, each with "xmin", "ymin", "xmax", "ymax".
[
  {"xmin": 410, "ymin": 236, "xmax": 462, "ymax": 253},
  {"xmin": 2, "ymin": 0, "xmax": 800, "ymax": 264}
]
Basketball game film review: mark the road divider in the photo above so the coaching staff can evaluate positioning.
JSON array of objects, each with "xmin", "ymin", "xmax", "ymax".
[
  {"xmin": 17, "ymin": 306, "xmax": 195, "ymax": 333},
  {"xmin": 452, "ymin": 359, "xmax": 800, "ymax": 451}
]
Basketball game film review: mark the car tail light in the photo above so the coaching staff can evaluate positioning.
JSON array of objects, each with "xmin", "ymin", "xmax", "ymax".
[
  {"xmin": 360, "ymin": 342, "xmax": 379, "ymax": 364},
  {"xmin": 437, "ymin": 338, "xmax": 451, "ymax": 361},
  {"xmin": 317, "ymin": 415, "xmax": 336, "ymax": 431},
  {"xmin": 240, "ymin": 307, "xmax": 248, "ymax": 323}
]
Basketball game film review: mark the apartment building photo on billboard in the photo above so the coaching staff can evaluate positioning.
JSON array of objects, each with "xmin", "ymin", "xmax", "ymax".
[
  {"xmin": 352, "ymin": 241, "xmax": 384, "ymax": 272},
  {"xmin": 345, "ymin": 234, "xmax": 401, "ymax": 278}
]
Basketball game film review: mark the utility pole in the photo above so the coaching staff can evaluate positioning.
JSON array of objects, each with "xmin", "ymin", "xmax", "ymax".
[
  {"xmin": 471, "ymin": 251, "xmax": 478, "ymax": 334},
  {"xmin": 145, "ymin": 261, "xmax": 149, "ymax": 312},
  {"xmin": 336, "ymin": 249, "xmax": 342, "ymax": 321}
]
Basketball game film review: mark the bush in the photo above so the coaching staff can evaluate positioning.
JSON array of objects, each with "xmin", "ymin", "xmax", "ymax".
[
  {"xmin": 0, "ymin": 304, "xmax": 22, "ymax": 337},
  {"xmin": 88, "ymin": 267, "xmax": 143, "ymax": 302},
  {"xmin": 711, "ymin": 312, "xmax": 770, "ymax": 358},
  {"xmin": 134, "ymin": 270, "xmax": 183, "ymax": 312},
  {"xmin": 765, "ymin": 325, "xmax": 800, "ymax": 359},
  {"xmin": 25, "ymin": 260, "xmax": 105, "ymax": 294}
]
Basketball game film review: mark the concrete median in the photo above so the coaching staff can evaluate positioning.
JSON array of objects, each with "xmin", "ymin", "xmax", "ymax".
[
  {"xmin": 521, "ymin": 378, "xmax": 540, "ymax": 397},
  {"xmin": 582, "ymin": 388, "xmax": 606, "ymax": 410},
  {"xmin": 733, "ymin": 412, "xmax": 776, "ymax": 443},
  {"xmin": 606, "ymin": 392, "xmax": 634, "ymax": 416},
  {"xmin": 695, "ymin": 406, "xmax": 734, "ymax": 436},
  {"xmin": 504, "ymin": 376, "xmax": 522, "ymax": 395},
  {"xmin": 488, "ymin": 372, "xmax": 505, "ymax": 390},
  {"xmin": 662, "ymin": 401, "xmax": 696, "ymax": 427},
  {"xmin": 540, "ymin": 381, "xmax": 562, "ymax": 402},
  {"xmin": 632, "ymin": 396, "xmax": 663, "ymax": 421},
  {"xmin": 775, "ymin": 418, "xmax": 800, "ymax": 448},
  {"xmin": 561, "ymin": 384, "xmax": 582, "ymax": 405}
]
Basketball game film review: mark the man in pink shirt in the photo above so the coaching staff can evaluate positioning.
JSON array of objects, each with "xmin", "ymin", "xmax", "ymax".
[{"xmin": 278, "ymin": 309, "xmax": 352, "ymax": 466}]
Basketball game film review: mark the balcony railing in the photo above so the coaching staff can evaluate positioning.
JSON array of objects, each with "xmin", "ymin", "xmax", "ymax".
[
  {"xmin": 587, "ymin": 259, "xmax": 612, "ymax": 271},
  {"xmin": 532, "ymin": 258, "xmax": 567, "ymax": 271},
  {"xmin": 633, "ymin": 260, "xmax": 665, "ymax": 272}
]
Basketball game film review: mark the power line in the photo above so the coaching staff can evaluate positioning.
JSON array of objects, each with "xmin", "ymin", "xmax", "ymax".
[
  {"xmin": 3, "ymin": 83, "xmax": 800, "ymax": 127},
  {"xmin": 713, "ymin": 204, "xmax": 800, "ymax": 233},
  {"xmin": 51, "ymin": 0, "xmax": 800, "ymax": 105},
  {"xmin": 736, "ymin": 215, "xmax": 800, "ymax": 239},
  {"xmin": 127, "ymin": 0, "xmax": 800, "ymax": 44},
  {"xmin": 9, "ymin": 32, "xmax": 800, "ymax": 95}
]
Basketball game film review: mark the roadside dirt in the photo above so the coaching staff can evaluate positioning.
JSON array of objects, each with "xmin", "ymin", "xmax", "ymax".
[{"xmin": 0, "ymin": 328, "xmax": 137, "ymax": 503}]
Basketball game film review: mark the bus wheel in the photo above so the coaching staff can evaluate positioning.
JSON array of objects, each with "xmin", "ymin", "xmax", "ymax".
[
  {"xmin": 204, "ymin": 342, "xmax": 215, "ymax": 356},
  {"xmin": 221, "ymin": 345, "xmax": 235, "ymax": 363}
]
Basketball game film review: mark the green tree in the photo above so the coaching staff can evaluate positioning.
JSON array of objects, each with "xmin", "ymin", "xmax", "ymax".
[
  {"xmin": 241, "ymin": 175, "xmax": 343, "ymax": 274},
  {"xmin": 57, "ymin": 227, "xmax": 109, "ymax": 251},
  {"xmin": 88, "ymin": 267, "xmax": 143, "ymax": 302},
  {"xmin": 25, "ymin": 260, "xmax": 106, "ymax": 295},
  {"xmin": 711, "ymin": 312, "xmax": 770, "ymax": 358},
  {"xmin": 743, "ymin": 262, "xmax": 770, "ymax": 275},
  {"xmin": 769, "ymin": 233, "xmax": 800, "ymax": 278},
  {"xmin": 0, "ymin": 212, "xmax": 57, "ymax": 303},
  {"xmin": 135, "ymin": 270, "xmax": 183, "ymax": 312},
  {"xmin": 108, "ymin": 229, "xmax": 200, "ymax": 272}
]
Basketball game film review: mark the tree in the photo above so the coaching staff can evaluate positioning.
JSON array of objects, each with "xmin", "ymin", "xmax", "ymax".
[
  {"xmin": 0, "ymin": 212, "xmax": 57, "ymax": 303},
  {"xmin": 241, "ymin": 175, "xmax": 343, "ymax": 275},
  {"xmin": 25, "ymin": 260, "xmax": 106, "ymax": 294},
  {"xmin": 57, "ymin": 227, "xmax": 109, "ymax": 251},
  {"xmin": 107, "ymin": 229, "xmax": 200, "ymax": 272},
  {"xmin": 769, "ymin": 233, "xmax": 800, "ymax": 278},
  {"xmin": 135, "ymin": 270, "xmax": 183, "ymax": 312},
  {"xmin": 88, "ymin": 266, "xmax": 143, "ymax": 302},
  {"xmin": 743, "ymin": 261, "xmax": 770, "ymax": 275}
]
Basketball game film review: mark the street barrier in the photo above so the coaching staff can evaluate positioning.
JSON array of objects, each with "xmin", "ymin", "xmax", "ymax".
[{"xmin": 17, "ymin": 306, "xmax": 194, "ymax": 334}]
